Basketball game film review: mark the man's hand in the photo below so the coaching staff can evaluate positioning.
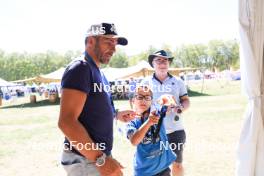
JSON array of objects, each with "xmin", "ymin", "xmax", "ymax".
[
  {"xmin": 97, "ymin": 157, "xmax": 124, "ymax": 176},
  {"xmin": 116, "ymin": 110, "xmax": 136, "ymax": 122}
]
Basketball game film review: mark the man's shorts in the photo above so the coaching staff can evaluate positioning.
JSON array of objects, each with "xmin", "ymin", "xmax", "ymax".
[
  {"xmin": 167, "ymin": 130, "xmax": 186, "ymax": 163},
  {"xmin": 61, "ymin": 149, "xmax": 100, "ymax": 176}
]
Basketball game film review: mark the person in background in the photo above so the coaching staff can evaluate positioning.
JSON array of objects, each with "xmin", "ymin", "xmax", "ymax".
[
  {"xmin": 128, "ymin": 77, "xmax": 137, "ymax": 109},
  {"xmin": 0, "ymin": 88, "xmax": 3, "ymax": 98}
]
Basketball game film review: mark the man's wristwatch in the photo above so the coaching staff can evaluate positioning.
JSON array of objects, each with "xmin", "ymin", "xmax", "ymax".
[{"xmin": 95, "ymin": 153, "xmax": 107, "ymax": 167}]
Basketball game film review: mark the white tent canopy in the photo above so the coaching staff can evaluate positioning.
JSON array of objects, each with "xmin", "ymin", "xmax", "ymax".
[
  {"xmin": 102, "ymin": 61, "xmax": 153, "ymax": 81},
  {"xmin": 102, "ymin": 60, "xmax": 196, "ymax": 81},
  {"xmin": 236, "ymin": 0, "xmax": 264, "ymax": 175},
  {"xmin": 36, "ymin": 67, "xmax": 66, "ymax": 83},
  {"xmin": 11, "ymin": 61, "xmax": 196, "ymax": 84},
  {"xmin": 0, "ymin": 78, "xmax": 17, "ymax": 87}
]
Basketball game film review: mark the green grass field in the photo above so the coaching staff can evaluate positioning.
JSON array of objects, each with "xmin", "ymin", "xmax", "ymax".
[{"xmin": 0, "ymin": 79, "xmax": 247, "ymax": 176}]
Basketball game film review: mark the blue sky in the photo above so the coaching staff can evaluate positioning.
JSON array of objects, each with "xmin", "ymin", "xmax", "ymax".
[{"xmin": 0, "ymin": 0, "xmax": 239, "ymax": 55}]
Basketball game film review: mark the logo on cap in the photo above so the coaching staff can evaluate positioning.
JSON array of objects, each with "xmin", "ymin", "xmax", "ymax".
[
  {"xmin": 85, "ymin": 23, "xmax": 128, "ymax": 46},
  {"xmin": 110, "ymin": 24, "xmax": 117, "ymax": 33}
]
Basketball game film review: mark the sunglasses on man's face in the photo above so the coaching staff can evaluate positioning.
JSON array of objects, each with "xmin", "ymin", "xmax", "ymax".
[{"xmin": 134, "ymin": 94, "xmax": 152, "ymax": 101}]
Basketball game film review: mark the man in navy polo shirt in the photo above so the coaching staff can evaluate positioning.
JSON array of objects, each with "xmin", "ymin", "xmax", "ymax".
[{"xmin": 58, "ymin": 23, "xmax": 136, "ymax": 176}]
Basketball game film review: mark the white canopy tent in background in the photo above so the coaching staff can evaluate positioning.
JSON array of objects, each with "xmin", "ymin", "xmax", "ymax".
[
  {"xmin": 10, "ymin": 61, "xmax": 196, "ymax": 84},
  {"xmin": 236, "ymin": 0, "xmax": 264, "ymax": 175},
  {"xmin": 0, "ymin": 78, "xmax": 17, "ymax": 87},
  {"xmin": 102, "ymin": 61, "xmax": 153, "ymax": 81},
  {"xmin": 11, "ymin": 68, "xmax": 66, "ymax": 84},
  {"xmin": 35, "ymin": 67, "xmax": 66, "ymax": 83},
  {"xmin": 102, "ymin": 60, "xmax": 196, "ymax": 81}
]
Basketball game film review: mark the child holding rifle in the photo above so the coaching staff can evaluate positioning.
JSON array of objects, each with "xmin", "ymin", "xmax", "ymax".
[{"xmin": 126, "ymin": 86, "xmax": 176, "ymax": 176}]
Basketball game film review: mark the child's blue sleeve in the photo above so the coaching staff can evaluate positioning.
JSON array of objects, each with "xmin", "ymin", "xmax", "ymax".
[{"xmin": 126, "ymin": 120, "xmax": 140, "ymax": 140}]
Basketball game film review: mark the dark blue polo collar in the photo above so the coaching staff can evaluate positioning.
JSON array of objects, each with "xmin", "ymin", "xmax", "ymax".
[
  {"xmin": 153, "ymin": 72, "xmax": 173, "ymax": 84},
  {"xmin": 84, "ymin": 51, "xmax": 99, "ymax": 69}
]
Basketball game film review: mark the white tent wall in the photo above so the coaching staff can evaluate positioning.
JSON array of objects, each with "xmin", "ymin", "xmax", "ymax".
[
  {"xmin": 0, "ymin": 78, "xmax": 17, "ymax": 87},
  {"xmin": 36, "ymin": 67, "xmax": 66, "ymax": 83},
  {"xmin": 102, "ymin": 60, "xmax": 196, "ymax": 81},
  {"xmin": 236, "ymin": 0, "xmax": 264, "ymax": 175}
]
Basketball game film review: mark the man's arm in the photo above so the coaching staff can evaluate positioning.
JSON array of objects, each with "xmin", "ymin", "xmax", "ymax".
[
  {"xmin": 58, "ymin": 88, "xmax": 124, "ymax": 176},
  {"xmin": 58, "ymin": 88, "xmax": 102, "ymax": 161}
]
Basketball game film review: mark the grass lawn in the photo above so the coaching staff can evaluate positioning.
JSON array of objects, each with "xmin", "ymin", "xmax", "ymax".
[{"xmin": 0, "ymin": 79, "xmax": 247, "ymax": 176}]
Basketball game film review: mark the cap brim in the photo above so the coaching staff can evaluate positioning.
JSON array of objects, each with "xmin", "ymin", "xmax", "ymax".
[
  {"xmin": 116, "ymin": 37, "xmax": 128, "ymax": 46},
  {"xmin": 101, "ymin": 35, "xmax": 128, "ymax": 45},
  {"xmin": 150, "ymin": 54, "xmax": 173, "ymax": 60},
  {"xmin": 86, "ymin": 34, "xmax": 128, "ymax": 46}
]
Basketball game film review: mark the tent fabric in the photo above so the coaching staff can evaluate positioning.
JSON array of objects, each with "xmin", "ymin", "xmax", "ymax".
[
  {"xmin": 36, "ymin": 67, "xmax": 66, "ymax": 83},
  {"xmin": 0, "ymin": 78, "xmax": 17, "ymax": 87},
  {"xmin": 10, "ymin": 62, "xmax": 196, "ymax": 84},
  {"xmin": 236, "ymin": 0, "xmax": 264, "ymax": 175},
  {"xmin": 102, "ymin": 61, "xmax": 153, "ymax": 81},
  {"xmin": 102, "ymin": 60, "xmax": 196, "ymax": 81},
  {"xmin": 11, "ymin": 77, "xmax": 37, "ymax": 83},
  {"xmin": 11, "ymin": 68, "xmax": 66, "ymax": 84}
]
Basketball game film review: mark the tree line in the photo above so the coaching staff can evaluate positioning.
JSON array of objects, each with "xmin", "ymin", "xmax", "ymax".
[
  {"xmin": 0, "ymin": 39, "xmax": 239, "ymax": 81},
  {"xmin": 109, "ymin": 39, "xmax": 239, "ymax": 71}
]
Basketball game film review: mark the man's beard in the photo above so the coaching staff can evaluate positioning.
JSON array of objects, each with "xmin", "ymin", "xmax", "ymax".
[{"xmin": 94, "ymin": 40, "xmax": 110, "ymax": 65}]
